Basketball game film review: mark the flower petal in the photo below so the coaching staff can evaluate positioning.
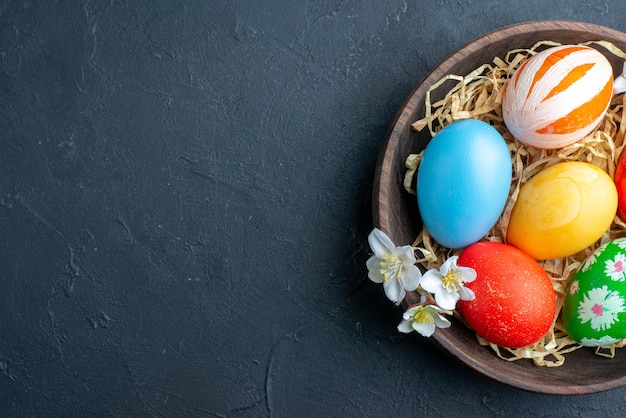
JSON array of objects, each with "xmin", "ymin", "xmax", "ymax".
[
  {"xmin": 412, "ymin": 320, "xmax": 436, "ymax": 337},
  {"xmin": 400, "ymin": 265, "xmax": 422, "ymax": 291},
  {"xmin": 383, "ymin": 279, "xmax": 405, "ymax": 305},
  {"xmin": 458, "ymin": 286, "xmax": 476, "ymax": 301},
  {"xmin": 459, "ymin": 265, "xmax": 477, "ymax": 283},
  {"xmin": 434, "ymin": 314, "xmax": 451, "ymax": 328},
  {"xmin": 434, "ymin": 289, "xmax": 460, "ymax": 310},
  {"xmin": 402, "ymin": 305, "xmax": 419, "ymax": 319},
  {"xmin": 419, "ymin": 269, "xmax": 443, "ymax": 294},
  {"xmin": 366, "ymin": 256, "xmax": 385, "ymax": 283},
  {"xmin": 439, "ymin": 256, "xmax": 458, "ymax": 274},
  {"xmin": 396, "ymin": 245, "xmax": 417, "ymax": 265},
  {"xmin": 397, "ymin": 320, "xmax": 413, "ymax": 333},
  {"xmin": 368, "ymin": 228, "xmax": 396, "ymax": 257}
]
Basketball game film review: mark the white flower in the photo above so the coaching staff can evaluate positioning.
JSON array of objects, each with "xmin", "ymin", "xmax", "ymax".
[
  {"xmin": 419, "ymin": 256, "xmax": 477, "ymax": 310},
  {"xmin": 397, "ymin": 303, "xmax": 451, "ymax": 337},
  {"xmin": 614, "ymin": 238, "xmax": 626, "ymax": 251},
  {"xmin": 581, "ymin": 253, "xmax": 598, "ymax": 272},
  {"xmin": 605, "ymin": 253, "xmax": 626, "ymax": 281},
  {"xmin": 582, "ymin": 243, "xmax": 607, "ymax": 272},
  {"xmin": 580, "ymin": 335, "xmax": 621, "ymax": 347},
  {"xmin": 366, "ymin": 228, "xmax": 422, "ymax": 305},
  {"xmin": 577, "ymin": 285, "xmax": 626, "ymax": 331}
]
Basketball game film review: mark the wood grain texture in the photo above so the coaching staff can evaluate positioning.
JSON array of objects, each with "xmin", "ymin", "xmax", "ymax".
[{"xmin": 373, "ymin": 20, "xmax": 626, "ymax": 395}]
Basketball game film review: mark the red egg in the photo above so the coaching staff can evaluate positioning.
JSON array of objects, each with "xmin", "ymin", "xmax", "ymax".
[
  {"xmin": 615, "ymin": 149, "xmax": 626, "ymax": 220},
  {"xmin": 457, "ymin": 242, "xmax": 556, "ymax": 348}
]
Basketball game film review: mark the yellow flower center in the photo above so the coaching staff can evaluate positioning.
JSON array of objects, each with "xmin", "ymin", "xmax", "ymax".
[
  {"xmin": 412, "ymin": 306, "xmax": 436, "ymax": 324},
  {"xmin": 442, "ymin": 268, "xmax": 462, "ymax": 293},
  {"xmin": 380, "ymin": 253, "xmax": 402, "ymax": 282}
]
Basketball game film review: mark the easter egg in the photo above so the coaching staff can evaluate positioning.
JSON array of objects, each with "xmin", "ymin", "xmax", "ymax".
[
  {"xmin": 506, "ymin": 161, "xmax": 617, "ymax": 260},
  {"xmin": 457, "ymin": 242, "xmax": 556, "ymax": 348},
  {"xmin": 502, "ymin": 45, "xmax": 613, "ymax": 149},
  {"xmin": 615, "ymin": 150, "xmax": 626, "ymax": 220},
  {"xmin": 417, "ymin": 119, "xmax": 512, "ymax": 249},
  {"xmin": 562, "ymin": 238, "xmax": 626, "ymax": 347}
]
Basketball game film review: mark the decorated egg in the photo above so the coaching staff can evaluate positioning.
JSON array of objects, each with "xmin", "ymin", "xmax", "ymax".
[
  {"xmin": 615, "ymin": 149, "xmax": 626, "ymax": 220},
  {"xmin": 507, "ymin": 161, "xmax": 617, "ymax": 260},
  {"xmin": 562, "ymin": 238, "xmax": 626, "ymax": 347},
  {"xmin": 457, "ymin": 242, "xmax": 556, "ymax": 348},
  {"xmin": 502, "ymin": 45, "xmax": 613, "ymax": 149},
  {"xmin": 417, "ymin": 119, "xmax": 512, "ymax": 249}
]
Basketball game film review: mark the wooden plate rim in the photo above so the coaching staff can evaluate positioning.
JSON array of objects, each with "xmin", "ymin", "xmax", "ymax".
[{"xmin": 372, "ymin": 20, "xmax": 626, "ymax": 395}]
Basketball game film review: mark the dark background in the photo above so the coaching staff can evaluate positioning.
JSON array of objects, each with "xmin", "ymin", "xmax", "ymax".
[{"xmin": 3, "ymin": 1, "xmax": 626, "ymax": 416}]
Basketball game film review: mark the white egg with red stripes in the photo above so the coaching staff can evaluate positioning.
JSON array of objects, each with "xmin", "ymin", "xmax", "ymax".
[{"xmin": 502, "ymin": 44, "xmax": 614, "ymax": 149}]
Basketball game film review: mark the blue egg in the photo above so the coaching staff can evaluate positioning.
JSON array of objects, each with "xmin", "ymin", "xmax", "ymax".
[{"xmin": 417, "ymin": 119, "xmax": 512, "ymax": 249}]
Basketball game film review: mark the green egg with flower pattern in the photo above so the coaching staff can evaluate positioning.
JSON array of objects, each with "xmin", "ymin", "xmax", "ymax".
[{"xmin": 562, "ymin": 238, "xmax": 626, "ymax": 347}]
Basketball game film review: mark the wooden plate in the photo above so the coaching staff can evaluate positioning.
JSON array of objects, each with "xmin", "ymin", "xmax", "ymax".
[{"xmin": 373, "ymin": 21, "xmax": 626, "ymax": 394}]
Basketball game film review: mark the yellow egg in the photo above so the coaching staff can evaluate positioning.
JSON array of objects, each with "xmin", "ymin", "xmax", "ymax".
[{"xmin": 506, "ymin": 162, "xmax": 617, "ymax": 260}]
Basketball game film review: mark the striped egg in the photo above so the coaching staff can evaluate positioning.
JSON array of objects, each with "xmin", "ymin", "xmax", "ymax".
[{"xmin": 502, "ymin": 45, "xmax": 614, "ymax": 149}]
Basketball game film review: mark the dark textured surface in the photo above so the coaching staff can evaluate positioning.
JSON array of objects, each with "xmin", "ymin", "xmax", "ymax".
[{"xmin": 3, "ymin": 1, "xmax": 626, "ymax": 416}]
